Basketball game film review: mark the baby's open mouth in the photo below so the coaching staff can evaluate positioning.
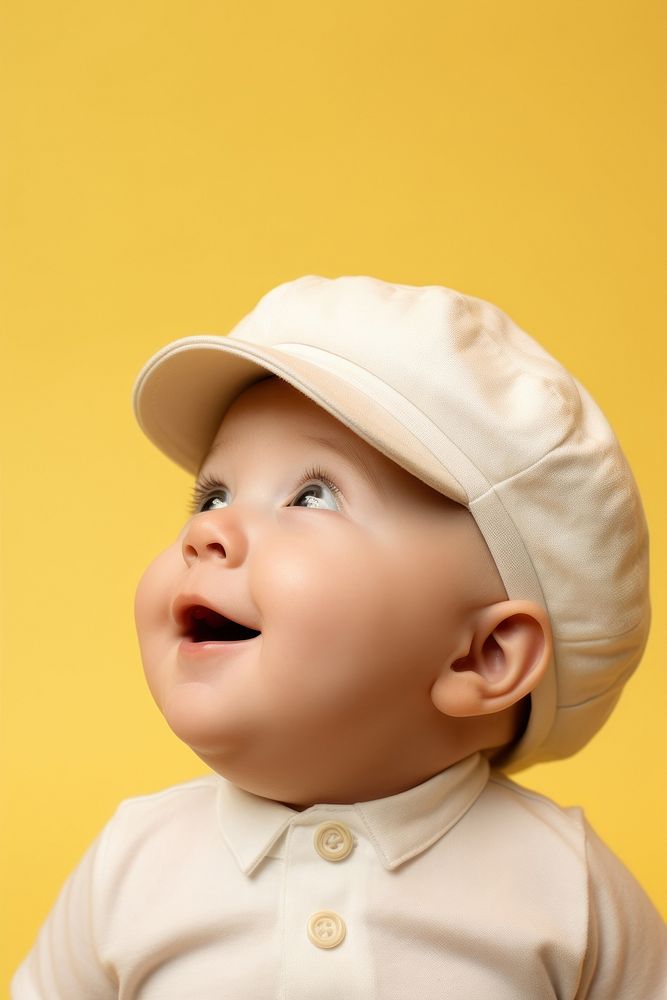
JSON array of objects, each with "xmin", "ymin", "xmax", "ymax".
[{"xmin": 186, "ymin": 605, "xmax": 261, "ymax": 643}]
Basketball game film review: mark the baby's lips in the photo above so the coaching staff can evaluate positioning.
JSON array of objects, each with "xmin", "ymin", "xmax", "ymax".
[{"xmin": 171, "ymin": 591, "xmax": 261, "ymax": 637}]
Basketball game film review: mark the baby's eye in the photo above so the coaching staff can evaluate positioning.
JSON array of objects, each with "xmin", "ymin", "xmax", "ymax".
[
  {"xmin": 200, "ymin": 491, "xmax": 231, "ymax": 512},
  {"xmin": 189, "ymin": 476, "xmax": 231, "ymax": 514},
  {"xmin": 291, "ymin": 475, "xmax": 342, "ymax": 511}
]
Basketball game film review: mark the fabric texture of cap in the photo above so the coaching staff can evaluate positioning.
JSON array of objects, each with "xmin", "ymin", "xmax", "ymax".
[{"xmin": 132, "ymin": 275, "xmax": 651, "ymax": 771}]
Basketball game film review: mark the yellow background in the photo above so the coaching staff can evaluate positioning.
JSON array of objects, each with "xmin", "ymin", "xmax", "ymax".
[{"xmin": 1, "ymin": 0, "xmax": 666, "ymax": 986}]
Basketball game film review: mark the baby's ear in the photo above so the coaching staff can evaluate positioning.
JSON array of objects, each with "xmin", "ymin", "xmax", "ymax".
[{"xmin": 431, "ymin": 601, "xmax": 552, "ymax": 718}]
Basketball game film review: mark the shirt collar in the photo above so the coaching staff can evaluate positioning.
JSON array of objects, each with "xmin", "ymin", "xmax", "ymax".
[{"xmin": 216, "ymin": 753, "xmax": 490, "ymax": 875}]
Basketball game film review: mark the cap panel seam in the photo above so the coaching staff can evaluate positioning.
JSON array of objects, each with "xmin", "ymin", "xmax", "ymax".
[
  {"xmin": 552, "ymin": 609, "xmax": 651, "ymax": 645},
  {"xmin": 469, "ymin": 435, "xmax": 579, "ymax": 503}
]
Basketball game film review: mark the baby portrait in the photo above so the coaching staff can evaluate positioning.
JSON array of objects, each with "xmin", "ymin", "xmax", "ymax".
[{"xmin": 3, "ymin": 3, "xmax": 666, "ymax": 997}]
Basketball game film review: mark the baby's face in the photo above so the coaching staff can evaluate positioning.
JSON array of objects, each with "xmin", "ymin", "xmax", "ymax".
[{"xmin": 135, "ymin": 376, "xmax": 506, "ymax": 806}]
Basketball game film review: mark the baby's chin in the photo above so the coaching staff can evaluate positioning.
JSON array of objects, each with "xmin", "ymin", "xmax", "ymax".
[{"xmin": 159, "ymin": 686, "xmax": 249, "ymax": 757}]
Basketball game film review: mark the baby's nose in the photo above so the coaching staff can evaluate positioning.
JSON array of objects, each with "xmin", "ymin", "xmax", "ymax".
[{"xmin": 181, "ymin": 509, "xmax": 247, "ymax": 568}]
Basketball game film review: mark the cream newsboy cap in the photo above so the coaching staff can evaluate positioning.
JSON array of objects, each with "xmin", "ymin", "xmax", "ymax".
[{"xmin": 133, "ymin": 275, "xmax": 651, "ymax": 771}]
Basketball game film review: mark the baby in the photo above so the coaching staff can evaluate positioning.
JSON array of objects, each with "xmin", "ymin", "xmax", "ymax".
[{"xmin": 13, "ymin": 275, "xmax": 667, "ymax": 997}]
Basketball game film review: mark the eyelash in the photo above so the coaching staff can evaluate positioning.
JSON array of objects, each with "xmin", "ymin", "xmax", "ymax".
[
  {"xmin": 189, "ymin": 472, "xmax": 226, "ymax": 515},
  {"xmin": 298, "ymin": 466, "xmax": 344, "ymax": 508},
  {"xmin": 188, "ymin": 465, "xmax": 343, "ymax": 515}
]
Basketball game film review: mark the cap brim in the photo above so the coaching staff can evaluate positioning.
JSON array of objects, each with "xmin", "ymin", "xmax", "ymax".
[{"xmin": 133, "ymin": 334, "xmax": 468, "ymax": 503}]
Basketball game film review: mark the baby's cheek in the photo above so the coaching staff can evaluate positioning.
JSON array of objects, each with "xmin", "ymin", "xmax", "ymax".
[
  {"xmin": 134, "ymin": 548, "xmax": 178, "ymax": 650},
  {"xmin": 256, "ymin": 530, "xmax": 391, "ymax": 655}
]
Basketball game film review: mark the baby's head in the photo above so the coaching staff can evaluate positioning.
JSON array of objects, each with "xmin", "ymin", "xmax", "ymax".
[{"xmin": 133, "ymin": 276, "xmax": 650, "ymax": 806}]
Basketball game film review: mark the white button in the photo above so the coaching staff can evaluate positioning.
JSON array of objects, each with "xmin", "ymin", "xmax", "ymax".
[
  {"xmin": 314, "ymin": 822, "xmax": 354, "ymax": 862},
  {"xmin": 307, "ymin": 910, "xmax": 347, "ymax": 949}
]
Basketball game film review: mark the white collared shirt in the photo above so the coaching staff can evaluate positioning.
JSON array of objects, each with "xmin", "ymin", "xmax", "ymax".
[{"xmin": 12, "ymin": 753, "xmax": 667, "ymax": 998}]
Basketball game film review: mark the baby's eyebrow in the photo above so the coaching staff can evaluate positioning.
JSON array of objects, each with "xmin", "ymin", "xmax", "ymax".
[{"xmin": 303, "ymin": 433, "xmax": 385, "ymax": 496}]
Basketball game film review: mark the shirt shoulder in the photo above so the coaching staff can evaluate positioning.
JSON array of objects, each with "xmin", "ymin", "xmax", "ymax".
[
  {"xmin": 98, "ymin": 773, "xmax": 223, "ymax": 864},
  {"xmin": 474, "ymin": 769, "xmax": 590, "ymax": 858},
  {"xmin": 476, "ymin": 772, "xmax": 667, "ymax": 998},
  {"xmin": 111, "ymin": 773, "xmax": 221, "ymax": 819}
]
